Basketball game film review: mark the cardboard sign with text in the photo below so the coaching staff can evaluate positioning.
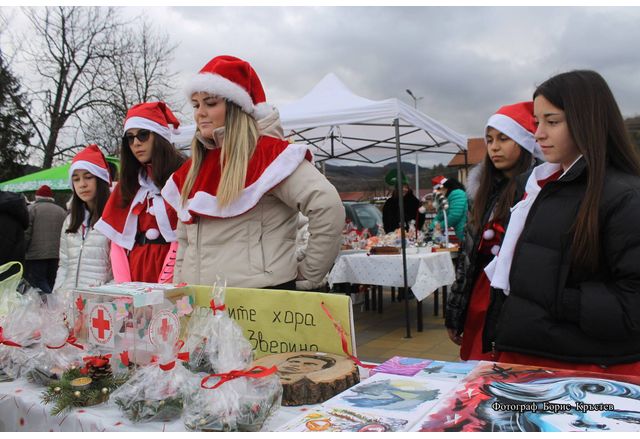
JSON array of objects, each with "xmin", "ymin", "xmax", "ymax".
[{"xmin": 191, "ymin": 286, "xmax": 355, "ymax": 359}]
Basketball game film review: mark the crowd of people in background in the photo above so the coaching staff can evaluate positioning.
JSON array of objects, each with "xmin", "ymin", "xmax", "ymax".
[{"xmin": 1, "ymin": 58, "xmax": 639, "ymax": 376}]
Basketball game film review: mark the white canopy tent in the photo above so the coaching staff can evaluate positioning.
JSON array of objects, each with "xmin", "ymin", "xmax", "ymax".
[{"xmin": 175, "ymin": 74, "xmax": 469, "ymax": 338}]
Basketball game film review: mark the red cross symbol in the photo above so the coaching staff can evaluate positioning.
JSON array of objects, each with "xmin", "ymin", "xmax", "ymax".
[
  {"xmin": 92, "ymin": 309, "xmax": 111, "ymax": 340},
  {"xmin": 159, "ymin": 318, "xmax": 172, "ymax": 342}
]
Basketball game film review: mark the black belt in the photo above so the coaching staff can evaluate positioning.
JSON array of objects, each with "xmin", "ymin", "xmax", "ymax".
[{"xmin": 135, "ymin": 232, "xmax": 168, "ymax": 245}]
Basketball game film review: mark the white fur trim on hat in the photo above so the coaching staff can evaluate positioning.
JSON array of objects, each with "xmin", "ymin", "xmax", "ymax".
[
  {"xmin": 124, "ymin": 117, "xmax": 173, "ymax": 143},
  {"xmin": 487, "ymin": 114, "xmax": 545, "ymax": 160},
  {"xmin": 69, "ymin": 160, "xmax": 110, "ymax": 187},
  {"xmin": 186, "ymin": 73, "xmax": 267, "ymax": 117},
  {"xmin": 162, "ymin": 143, "xmax": 311, "ymax": 222}
]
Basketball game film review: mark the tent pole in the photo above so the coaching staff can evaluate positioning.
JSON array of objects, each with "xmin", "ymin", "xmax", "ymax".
[
  {"xmin": 415, "ymin": 151, "xmax": 420, "ymax": 198},
  {"xmin": 394, "ymin": 118, "xmax": 411, "ymax": 339}
]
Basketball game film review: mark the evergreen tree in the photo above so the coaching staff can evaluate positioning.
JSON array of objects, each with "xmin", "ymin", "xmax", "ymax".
[{"xmin": 0, "ymin": 49, "xmax": 32, "ymax": 182}]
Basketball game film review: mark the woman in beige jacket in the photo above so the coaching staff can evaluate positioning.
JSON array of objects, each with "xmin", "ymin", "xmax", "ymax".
[{"xmin": 162, "ymin": 55, "xmax": 344, "ymax": 290}]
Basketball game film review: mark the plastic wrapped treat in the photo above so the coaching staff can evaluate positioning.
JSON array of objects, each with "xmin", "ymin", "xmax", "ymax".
[
  {"xmin": 0, "ymin": 291, "xmax": 43, "ymax": 379},
  {"xmin": 25, "ymin": 303, "xmax": 85, "ymax": 386},
  {"xmin": 183, "ymin": 365, "xmax": 282, "ymax": 432},
  {"xmin": 184, "ymin": 279, "xmax": 253, "ymax": 374},
  {"xmin": 111, "ymin": 335, "xmax": 196, "ymax": 423}
]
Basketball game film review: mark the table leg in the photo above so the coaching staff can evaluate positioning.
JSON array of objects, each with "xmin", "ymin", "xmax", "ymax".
[
  {"xmin": 391, "ymin": 286, "xmax": 396, "ymax": 302},
  {"xmin": 417, "ymin": 297, "xmax": 423, "ymax": 332},
  {"xmin": 364, "ymin": 285, "xmax": 370, "ymax": 311},
  {"xmin": 442, "ymin": 285, "xmax": 448, "ymax": 319},
  {"xmin": 371, "ymin": 285, "xmax": 377, "ymax": 311},
  {"xmin": 377, "ymin": 285, "xmax": 383, "ymax": 314},
  {"xmin": 433, "ymin": 288, "xmax": 439, "ymax": 316}
]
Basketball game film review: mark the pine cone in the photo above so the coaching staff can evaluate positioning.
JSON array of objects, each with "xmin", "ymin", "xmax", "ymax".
[{"xmin": 89, "ymin": 363, "xmax": 112, "ymax": 381}]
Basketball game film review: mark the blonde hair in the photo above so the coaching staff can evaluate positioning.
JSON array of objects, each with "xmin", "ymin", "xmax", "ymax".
[{"xmin": 181, "ymin": 101, "xmax": 259, "ymax": 207}]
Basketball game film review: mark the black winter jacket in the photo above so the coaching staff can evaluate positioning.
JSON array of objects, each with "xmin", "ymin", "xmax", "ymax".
[
  {"xmin": 382, "ymin": 190, "xmax": 425, "ymax": 232},
  {"xmin": 446, "ymin": 170, "xmax": 530, "ymax": 335},
  {"xmin": 494, "ymin": 158, "xmax": 640, "ymax": 365},
  {"xmin": 0, "ymin": 190, "xmax": 29, "ymax": 280}
]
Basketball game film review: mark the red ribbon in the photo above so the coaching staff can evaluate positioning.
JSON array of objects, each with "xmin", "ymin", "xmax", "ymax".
[
  {"xmin": 210, "ymin": 299, "xmax": 226, "ymax": 315},
  {"xmin": 46, "ymin": 332, "xmax": 84, "ymax": 350},
  {"xmin": 75, "ymin": 297, "xmax": 85, "ymax": 312},
  {"xmin": 159, "ymin": 352, "xmax": 189, "ymax": 371},
  {"xmin": 0, "ymin": 327, "xmax": 22, "ymax": 348},
  {"xmin": 200, "ymin": 365, "xmax": 278, "ymax": 390},
  {"xmin": 120, "ymin": 351, "xmax": 130, "ymax": 367},
  {"xmin": 80, "ymin": 354, "xmax": 111, "ymax": 375},
  {"xmin": 320, "ymin": 302, "xmax": 376, "ymax": 369},
  {"xmin": 153, "ymin": 340, "xmax": 189, "ymax": 371}
]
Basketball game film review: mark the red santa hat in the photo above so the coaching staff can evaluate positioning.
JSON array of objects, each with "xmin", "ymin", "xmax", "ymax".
[
  {"xmin": 486, "ymin": 101, "xmax": 544, "ymax": 160},
  {"xmin": 431, "ymin": 175, "xmax": 448, "ymax": 189},
  {"xmin": 185, "ymin": 55, "xmax": 271, "ymax": 119},
  {"xmin": 35, "ymin": 185, "xmax": 54, "ymax": 198},
  {"xmin": 69, "ymin": 144, "xmax": 111, "ymax": 186},
  {"xmin": 123, "ymin": 101, "xmax": 180, "ymax": 143}
]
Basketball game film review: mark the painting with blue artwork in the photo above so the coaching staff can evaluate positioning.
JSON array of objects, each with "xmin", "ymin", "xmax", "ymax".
[
  {"xmin": 323, "ymin": 372, "xmax": 457, "ymax": 423},
  {"xmin": 414, "ymin": 360, "xmax": 478, "ymax": 382},
  {"xmin": 412, "ymin": 361, "xmax": 640, "ymax": 432}
]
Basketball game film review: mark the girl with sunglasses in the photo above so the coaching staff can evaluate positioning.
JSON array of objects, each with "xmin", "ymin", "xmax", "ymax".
[
  {"xmin": 162, "ymin": 55, "xmax": 344, "ymax": 290},
  {"xmin": 95, "ymin": 102, "xmax": 185, "ymax": 283},
  {"xmin": 53, "ymin": 144, "xmax": 113, "ymax": 299},
  {"xmin": 485, "ymin": 70, "xmax": 640, "ymax": 374},
  {"xmin": 446, "ymin": 102, "xmax": 542, "ymax": 361}
]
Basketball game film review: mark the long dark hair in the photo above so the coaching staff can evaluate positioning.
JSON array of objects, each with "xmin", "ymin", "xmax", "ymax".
[
  {"xmin": 534, "ymin": 70, "xmax": 640, "ymax": 271},
  {"xmin": 67, "ymin": 178, "xmax": 111, "ymax": 233},
  {"xmin": 442, "ymin": 177, "xmax": 466, "ymax": 194},
  {"xmin": 119, "ymin": 132, "xmax": 185, "ymax": 207},
  {"xmin": 470, "ymin": 148, "xmax": 533, "ymax": 234}
]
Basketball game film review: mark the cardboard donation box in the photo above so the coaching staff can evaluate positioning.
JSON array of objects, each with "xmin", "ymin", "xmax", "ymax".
[{"xmin": 72, "ymin": 283, "xmax": 195, "ymax": 374}]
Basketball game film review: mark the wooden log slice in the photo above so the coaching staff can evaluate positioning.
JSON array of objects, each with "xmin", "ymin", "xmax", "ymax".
[
  {"xmin": 252, "ymin": 352, "xmax": 359, "ymax": 406},
  {"xmin": 370, "ymin": 246, "xmax": 400, "ymax": 255}
]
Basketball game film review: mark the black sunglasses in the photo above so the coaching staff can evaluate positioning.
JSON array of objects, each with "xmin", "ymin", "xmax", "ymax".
[{"xmin": 123, "ymin": 129, "xmax": 151, "ymax": 145}]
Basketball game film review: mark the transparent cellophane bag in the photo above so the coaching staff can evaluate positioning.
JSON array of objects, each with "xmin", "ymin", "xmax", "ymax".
[
  {"xmin": 24, "ymin": 299, "xmax": 85, "ymax": 386},
  {"xmin": 110, "ymin": 326, "xmax": 197, "ymax": 423},
  {"xmin": 0, "ymin": 290, "xmax": 44, "ymax": 380},
  {"xmin": 184, "ymin": 279, "xmax": 253, "ymax": 374},
  {"xmin": 183, "ymin": 370, "xmax": 283, "ymax": 432},
  {"xmin": 0, "ymin": 261, "xmax": 23, "ymax": 319}
]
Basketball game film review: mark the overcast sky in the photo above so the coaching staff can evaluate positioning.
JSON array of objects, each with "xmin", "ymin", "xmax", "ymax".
[{"xmin": 3, "ymin": 5, "xmax": 640, "ymax": 141}]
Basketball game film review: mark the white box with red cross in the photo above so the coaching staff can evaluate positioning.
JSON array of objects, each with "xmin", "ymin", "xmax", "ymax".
[{"xmin": 71, "ymin": 282, "xmax": 195, "ymax": 374}]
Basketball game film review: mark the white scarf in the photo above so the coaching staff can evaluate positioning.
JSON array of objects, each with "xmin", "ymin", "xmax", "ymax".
[
  {"xmin": 484, "ymin": 161, "xmax": 563, "ymax": 294},
  {"xmin": 134, "ymin": 171, "xmax": 176, "ymax": 243}
]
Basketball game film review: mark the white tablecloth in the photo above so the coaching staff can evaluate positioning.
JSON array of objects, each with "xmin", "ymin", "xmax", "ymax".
[
  {"xmin": 0, "ymin": 365, "xmax": 373, "ymax": 432},
  {"xmin": 328, "ymin": 249, "xmax": 455, "ymax": 301},
  {"xmin": 0, "ymin": 378, "xmax": 312, "ymax": 432}
]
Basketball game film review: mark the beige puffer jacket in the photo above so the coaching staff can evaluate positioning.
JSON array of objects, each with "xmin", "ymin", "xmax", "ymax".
[
  {"xmin": 173, "ymin": 159, "xmax": 345, "ymax": 289},
  {"xmin": 52, "ymin": 215, "xmax": 113, "ymax": 296}
]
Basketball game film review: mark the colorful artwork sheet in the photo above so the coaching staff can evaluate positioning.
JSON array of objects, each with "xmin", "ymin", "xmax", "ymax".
[
  {"xmin": 412, "ymin": 361, "xmax": 640, "ymax": 432},
  {"xmin": 413, "ymin": 359, "xmax": 478, "ymax": 382},
  {"xmin": 280, "ymin": 407, "xmax": 409, "ymax": 432},
  {"xmin": 371, "ymin": 356, "xmax": 433, "ymax": 377},
  {"xmin": 322, "ymin": 372, "xmax": 457, "ymax": 424}
]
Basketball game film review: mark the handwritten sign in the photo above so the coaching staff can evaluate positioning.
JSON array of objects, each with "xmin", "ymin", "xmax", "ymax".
[{"xmin": 190, "ymin": 286, "xmax": 355, "ymax": 359}]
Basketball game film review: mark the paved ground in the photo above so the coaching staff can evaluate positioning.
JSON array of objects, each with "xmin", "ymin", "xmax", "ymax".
[{"xmin": 349, "ymin": 286, "xmax": 461, "ymax": 364}]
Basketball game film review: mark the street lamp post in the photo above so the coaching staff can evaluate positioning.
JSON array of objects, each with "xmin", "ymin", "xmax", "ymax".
[{"xmin": 405, "ymin": 88, "xmax": 423, "ymax": 109}]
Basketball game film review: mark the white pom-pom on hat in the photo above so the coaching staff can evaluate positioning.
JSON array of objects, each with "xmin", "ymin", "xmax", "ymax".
[
  {"xmin": 145, "ymin": 228, "xmax": 160, "ymax": 240},
  {"xmin": 483, "ymin": 228, "xmax": 495, "ymax": 240}
]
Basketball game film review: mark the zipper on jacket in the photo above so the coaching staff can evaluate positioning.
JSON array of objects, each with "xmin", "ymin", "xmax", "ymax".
[{"xmin": 74, "ymin": 227, "xmax": 87, "ymax": 289}]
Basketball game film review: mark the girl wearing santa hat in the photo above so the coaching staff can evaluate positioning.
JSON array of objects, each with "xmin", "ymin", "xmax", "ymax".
[
  {"xmin": 95, "ymin": 102, "xmax": 185, "ymax": 283},
  {"xmin": 485, "ymin": 70, "xmax": 640, "ymax": 374},
  {"xmin": 162, "ymin": 55, "xmax": 344, "ymax": 290},
  {"xmin": 445, "ymin": 102, "xmax": 542, "ymax": 361},
  {"xmin": 52, "ymin": 144, "xmax": 113, "ymax": 298}
]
